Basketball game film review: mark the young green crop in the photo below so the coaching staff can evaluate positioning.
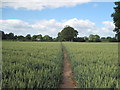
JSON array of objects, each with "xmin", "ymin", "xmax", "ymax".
[
  {"xmin": 2, "ymin": 41, "xmax": 119, "ymax": 88},
  {"xmin": 63, "ymin": 42, "xmax": 118, "ymax": 88},
  {"xmin": 2, "ymin": 41, "xmax": 63, "ymax": 88}
]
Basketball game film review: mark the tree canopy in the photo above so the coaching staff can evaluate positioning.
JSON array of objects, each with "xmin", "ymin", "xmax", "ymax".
[
  {"xmin": 43, "ymin": 35, "xmax": 53, "ymax": 41},
  {"xmin": 89, "ymin": 34, "xmax": 101, "ymax": 42},
  {"xmin": 26, "ymin": 34, "xmax": 31, "ymax": 41},
  {"xmin": 60, "ymin": 26, "xmax": 78, "ymax": 41},
  {"xmin": 111, "ymin": 1, "xmax": 120, "ymax": 41}
]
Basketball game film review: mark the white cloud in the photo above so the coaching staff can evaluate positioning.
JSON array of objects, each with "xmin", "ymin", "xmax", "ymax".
[
  {"xmin": 99, "ymin": 21, "xmax": 115, "ymax": 36},
  {"xmin": 0, "ymin": 18, "xmax": 115, "ymax": 37},
  {"xmin": 0, "ymin": 19, "xmax": 33, "ymax": 35},
  {"xmin": 1, "ymin": 0, "xmax": 91, "ymax": 10},
  {"xmin": 1, "ymin": 0, "xmax": 116, "ymax": 10}
]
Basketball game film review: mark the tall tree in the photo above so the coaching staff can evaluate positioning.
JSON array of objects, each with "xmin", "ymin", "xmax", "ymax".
[
  {"xmin": 111, "ymin": 2, "xmax": 120, "ymax": 41},
  {"xmin": 37, "ymin": 34, "xmax": 43, "ymax": 41},
  {"xmin": 89, "ymin": 34, "xmax": 101, "ymax": 42},
  {"xmin": 0, "ymin": 31, "xmax": 6, "ymax": 39},
  {"xmin": 32, "ymin": 35, "xmax": 38, "ymax": 41},
  {"xmin": 17, "ymin": 35, "xmax": 25, "ymax": 41},
  {"xmin": 26, "ymin": 34, "xmax": 31, "ymax": 41},
  {"xmin": 7, "ymin": 33, "xmax": 14, "ymax": 40},
  {"xmin": 61, "ymin": 26, "xmax": 78, "ymax": 41},
  {"xmin": 43, "ymin": 35, "xmax": 53, "ymax": 41}
]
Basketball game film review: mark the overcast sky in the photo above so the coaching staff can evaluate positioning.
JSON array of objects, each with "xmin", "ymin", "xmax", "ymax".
[{"xmin": 0, "ymin": 0, "xmax": 117, "ymax": 37}]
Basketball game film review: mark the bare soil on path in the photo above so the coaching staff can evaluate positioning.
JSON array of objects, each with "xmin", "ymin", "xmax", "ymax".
[{"xmin": 59, "ymin": 49, "xmax": 77, "ymax": 88}]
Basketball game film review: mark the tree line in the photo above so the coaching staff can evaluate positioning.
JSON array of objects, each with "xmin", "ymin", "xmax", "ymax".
[
  {"xmin": 0, "ymin": 2, "xmax": 120, "ymax": 42},
  {"xmin": 0, "ymin": 27, "xmax": 118, "ymax": 42},
  {"xmin": 0, "ymin": 31, "xmax": 53, "ymax": 41}
]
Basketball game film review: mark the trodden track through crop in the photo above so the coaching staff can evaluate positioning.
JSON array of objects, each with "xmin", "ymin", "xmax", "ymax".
[{"xmin": 59, "ymin": 43, "xmax": 77, "ymax": 88}]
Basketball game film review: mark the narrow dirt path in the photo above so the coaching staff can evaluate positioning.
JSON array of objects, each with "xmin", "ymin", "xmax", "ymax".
[{"xmin": 59, "ymin": 45, "xmax": 77, "ymax": 88}]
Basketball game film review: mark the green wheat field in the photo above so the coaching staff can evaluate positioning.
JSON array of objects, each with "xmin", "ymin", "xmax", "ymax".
[{"xmin": 2, "ymin": 41, "xmax": 119, "ymax": 88}]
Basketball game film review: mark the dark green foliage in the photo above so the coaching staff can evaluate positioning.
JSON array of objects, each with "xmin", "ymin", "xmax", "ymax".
[
  {"xmin": 101, "ymin": 37, "xmax": 106, "ymax": 42},
  {"xmin": 101, "ymin": 37, "xmax": 117, "ymax": 42},
  {"xmin": 106, "ymin": 37, "xmax": 117, "ymax": 42},
  {"xmin": 111, "ymin": 1, "xmax": 120, "ymax": 41},
  {"xmin": 25, "ymin": 34, "xmax": 31, "ymax": 41},
  {"xmin": 60, "ymin": 26, "xmax": 78, "ymax": 41},
  {"xmin": 73, "ymin": 37, "xmax": 85, "ymax": 42},
  {"xmin": 88, "ymin": 34, "xmax": 101, "ymax": 42},
  {"xmin": 43, "ymin": 35, "xmax": 53, "ymax": 41},
  {"xmin": 109, "ymin": 38, "xmax": 117, "ymax": 42},
  {"xmin": 32, "ymin": 34, "xmax": 43, "ymax": 41},
  {"xmin": 14, "ymin": 35, "xmax": 18, "ymax": 40},
  {"xmin": 37, "ymin": 34, "xmax": 43, "ymax": 41},
  {"xmin": 17, "ymin": 35, "xmax": 25, "ymax": 41},
  {"xmin": 1, "ymin": 31, "xmax": 6, "ymax": 39},
  {"xmin": 0, "ymin": 29, "xmax": 118, "ymax": 42},
  {"xmin": 1, "ymin": 31, "xmax": 53, "ymax": 41},
  {"xmin": 115, "ymin": 32, "xmax": 120, "ymax": 41},
  {"xmin": 8, "ymin": 33, "xmax": 14, "ymax": 39},
  {"xmin": 57, "ymin": 32, "xmax": 62, "ymax": 41},
  {"xmin": 0, "ymin": 31, "xmax": 14, "ymax": 40},
  {"xmin": 31, "ymin": 35, "xmax": 38, "ymax": 41}
]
